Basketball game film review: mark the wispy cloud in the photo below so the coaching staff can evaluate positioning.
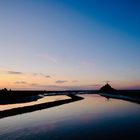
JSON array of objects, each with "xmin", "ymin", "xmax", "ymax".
[
  {"xmin": 45, "ymin": 75, "xmax": 51, "ymax": 78},
  {"xmin": 32, "ymin": 73, "xmax": 51, "ymax": 78},
  {"xmin": 30, "ymin": 83, "xmax": 40, "ymax": 86},
  {"xmin": 15, "ymin": 81, "xmax": 27, "ymax": 84},
  {"xmin": 32, "ymin": 73, "xmax": 38, "ymax": 76},
  {"xmin": 0, "ymin": 68, "xmax": 24, "ymax": 75},
  {"xmin": 37, "ymin": 53, "xmax": 57, "ymax": 63},
  {"xmin": 55, "ymin": 80, "xmax": 68, "ymax": 84},
  {"xmin": 1, "ymin": 69, "xmax": 51, "ymax": 79},
  {"xmin": 46, "ymin": 85, "xmax": 61, "ymax": 88},
  {"xmin": 40, "ymin": 73, "xmax": 51, "ymax": 78},
  {"xmin": 7, "ymin": 71, "xmax": 23, "ymax": 75}
]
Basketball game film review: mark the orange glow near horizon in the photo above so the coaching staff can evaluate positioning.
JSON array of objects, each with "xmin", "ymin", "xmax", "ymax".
[{"xmin": 0, "ymin": 73, "xmax": 140, "ymax": 90}]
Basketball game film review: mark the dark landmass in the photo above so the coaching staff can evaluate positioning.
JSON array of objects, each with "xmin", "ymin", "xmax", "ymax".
[
  {"xmin": 99, "ymin": 83, "xmax": 117, "ymax": 93},
  {"xmin": 0, "ymin": 94, "xmax": 84, "ymax": 119},
  {"xmin": 0, "ymin": 85, "xmax": 140, "ymax": 105},
  {"xmin": 0, "ymin": 90, "xmax": 43, "ymax": 104},
  {"xmin": 0, "ymin": 89, "xmax": 91, "ymax": 104},
  {"xmin": 98, "ymin": 84, "xmax": 140, "ymax": 104}
]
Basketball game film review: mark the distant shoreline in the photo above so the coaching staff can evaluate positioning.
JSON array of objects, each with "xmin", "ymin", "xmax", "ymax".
[{"xmin": 99, "ymin": 93, "xmax": 140, "ymax": 104}]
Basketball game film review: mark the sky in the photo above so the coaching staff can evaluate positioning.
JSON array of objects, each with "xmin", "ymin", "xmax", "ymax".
[{"xmin": 0, "ymin": 0, "xmax": 140, "ymax": 90}]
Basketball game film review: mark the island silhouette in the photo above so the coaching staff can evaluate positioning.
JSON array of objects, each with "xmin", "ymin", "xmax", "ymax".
[
  {"xmin": 99, "ymin": 84, "xmax": 140, "ymax": 104},
  {"xmin": 99, "ymin": 83, "xmax": 117, "ymax": 93}
]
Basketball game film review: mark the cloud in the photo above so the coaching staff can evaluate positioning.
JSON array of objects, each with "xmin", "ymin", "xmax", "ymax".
[
  {"xmin": 32, "ymin": 73, "xmax": 38, "ymax": 76},
  {"xmin": 30, "ymin": 83, "xmax": 41, "ymax": 86},
  {"xmin": 55, "ymin": 80, "xmax": 68, "ymax": 84},
  {"xmin": 32, "ymin": 73, "xmax": 51, "ymax": 78},
  {"xmin": 40, "ymin": 73, "xmax": 51, "ymax": 78},
  {"xmin": 45, "ymin": 75, "xmax": 51, "ymax": 78},
  {"xmin": 29, "ymin": 83, "xmax": 49, "ymax": 88},
  {"xmin": 7, "ymin": 71, "xmax": 23, "ymax": 75},
  {"xmin": 1, "ymin": 69, "xmax": 51, "ymax": 79},
  {"xmin": 0, "ymin": 68, "xmax": 25, "ymax": 76},
  {"xmin": 46, "ymin": 85, "xmax": 61, "ymax": 88},
  {"xmin": 15, "ymin": 81, "xmax": 27, "ymax": 84},
  {"xmin": 37, "ymin": 53, "xmax": 57, "ymax": 63}
]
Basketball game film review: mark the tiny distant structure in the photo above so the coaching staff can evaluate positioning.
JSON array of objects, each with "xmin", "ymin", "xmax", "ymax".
[{"xmin": 99, "ymin": 83, "xmax": 117, "ymax": 93}]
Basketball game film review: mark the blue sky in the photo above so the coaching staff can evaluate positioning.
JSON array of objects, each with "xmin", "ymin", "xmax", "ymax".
[{"xmin": 0, "ymin": 0, "xmax": 140, "ymax": 90}]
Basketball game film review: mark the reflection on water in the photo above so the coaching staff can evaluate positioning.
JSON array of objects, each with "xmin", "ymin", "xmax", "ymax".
[
  {"xmin": 0, "ymin": 95, "xmax": 70, "ymax": 111},
  {"xmin": 0, "ymin": 95, "xmax": 83, "ymax": 119},
  {"xmin": 0, "ymin": 94, "xmax": 140, "ymax": 140}
]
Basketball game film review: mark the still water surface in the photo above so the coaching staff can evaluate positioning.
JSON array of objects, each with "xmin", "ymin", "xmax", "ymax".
[{"xmin": 0, "ymin": 94, "xmax": 140, "ymax": 140}]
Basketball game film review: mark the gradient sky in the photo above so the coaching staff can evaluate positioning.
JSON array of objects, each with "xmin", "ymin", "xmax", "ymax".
[{"xmin": 0, "ymin": 0, "xmax": 140, "ymax": 90}]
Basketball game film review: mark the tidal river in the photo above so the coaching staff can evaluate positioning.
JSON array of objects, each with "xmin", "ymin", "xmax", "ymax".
[{"xmin": 0, "ymin": 94, "xmax": 140, "ymax": 140}]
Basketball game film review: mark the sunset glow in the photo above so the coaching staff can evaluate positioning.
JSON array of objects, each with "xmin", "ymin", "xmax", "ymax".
[{"xmin": 0, "ymin": 0, "xmax": 140, "ymax": 90}]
